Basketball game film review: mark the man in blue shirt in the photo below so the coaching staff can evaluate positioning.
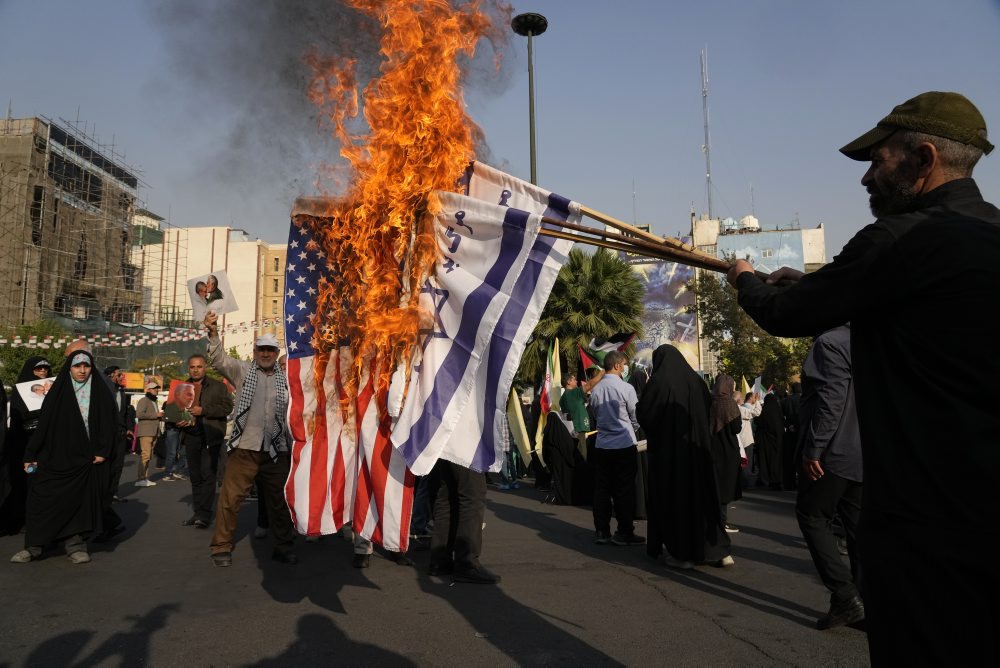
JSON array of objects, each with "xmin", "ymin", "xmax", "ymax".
[{"xmin": 588, "ymin": 351, "xmax": 644, "ymax": 546}]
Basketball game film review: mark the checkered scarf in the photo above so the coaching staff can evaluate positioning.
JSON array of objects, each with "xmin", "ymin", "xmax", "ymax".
[{"xmin": 228, "ymin": 361, "xmax": 288, "ymax": 460}]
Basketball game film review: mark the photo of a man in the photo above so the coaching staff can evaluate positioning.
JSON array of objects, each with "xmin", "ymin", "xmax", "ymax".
[{"xmin": 187, "ymin": 270, "xmax": 238, "ymax": 322}]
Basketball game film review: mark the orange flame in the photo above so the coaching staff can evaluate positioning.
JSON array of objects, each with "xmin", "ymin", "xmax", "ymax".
[{"xmin": 297, "ymin": 0, "xmax": 507, "ymax": 400}]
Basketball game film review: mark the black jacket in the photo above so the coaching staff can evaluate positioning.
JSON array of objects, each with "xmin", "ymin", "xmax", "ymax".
[
  {"xmin": 735, "ymin": 178, "xmax": 1000, "ymax": 527},
  {"xmin": 797, "ymin": 325, "xmax": 861, "ymax": 482},
  {"xmin": 189, "ymin": 375, "xmax": 233, "ymax": 444}
]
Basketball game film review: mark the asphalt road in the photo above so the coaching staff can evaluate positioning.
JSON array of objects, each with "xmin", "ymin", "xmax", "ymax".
[{"xmin": 0, "ymin": 458, "xmax": 869, "ymax": 666}]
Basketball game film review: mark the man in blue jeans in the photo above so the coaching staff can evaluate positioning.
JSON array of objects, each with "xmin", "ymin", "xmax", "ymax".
[
  {"xmin": 588, "ymin": 351, "xmax": 645, "ymax": 546},
  {"xmin": 160, "ymin": 424, "xmax": 188, "ymax": 481}
]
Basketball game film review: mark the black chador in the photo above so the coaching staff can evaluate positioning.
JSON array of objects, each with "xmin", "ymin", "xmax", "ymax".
[
  {"xmin": 23, "ymin": 351, "xmax": 115, "ymax": 548},
  {"xmin": 637, "ymin": 345, "xmax": 729, "ymax": 564}
]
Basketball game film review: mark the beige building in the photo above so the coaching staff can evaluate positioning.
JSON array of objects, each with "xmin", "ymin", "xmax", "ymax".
[
  {"xmin": 132, "ymin": 219, "xmax": 287, "ymax": 358},
  {"xmin": 0, "ymin": 117, "xmax": 142, "ymax": 327}
]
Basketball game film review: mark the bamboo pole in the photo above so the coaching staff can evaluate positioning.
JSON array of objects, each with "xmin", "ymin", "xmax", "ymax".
[
  {"xmin": 540, "ymin": 223, "xmax": 771, "ymax": 281},
  {"xmin": 542, "ymin": 216, "xmax": 724, "ymax": 270},
  {"xmin": 578, "ymin": 204, "xmax": 697, "ymax": 253}
]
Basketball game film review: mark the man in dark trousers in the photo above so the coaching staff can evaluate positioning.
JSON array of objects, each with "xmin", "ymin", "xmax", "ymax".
[
  {"xmin": 793, "ymin": 325, "xmax": 863, "ymax": 630},
  {"xmin": 727, "ymin": 92, "xmax": 1000, "ymax": 664},
  {"xmin": 179, "ymin": 353, "xmax": 233, "ymax": 529}
]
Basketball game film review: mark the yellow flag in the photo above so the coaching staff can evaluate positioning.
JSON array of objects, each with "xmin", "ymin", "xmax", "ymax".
[
  {"xmin": 506, "ymin": 387, "xmax": 533, "ymax": 469},
  {"xmin": 740, "ymin": 375, "xmax": 751, "ymax": 397}
]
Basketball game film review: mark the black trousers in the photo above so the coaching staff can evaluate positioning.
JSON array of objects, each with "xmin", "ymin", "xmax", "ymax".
[
  {"xmin": 184, "ymin": 433, "xmax": 220, "ymax": 523},
  {"xmin": 592, "ymin": 445, "xmax": 638, "ymax": 536},
  {"xmin": 795, "ymin": 470, "xmax": 862, "ymax": 605},
  {"xmin": 429, "ymin": 460, "xmax": 486, "ymax": 570},
  {"xmin": 101, "ymin": 435, "xmax": 127, "ymax": 532},
  {"xmin": 861, "ymin": 512, "xmax": 999, "ymax": 666}
]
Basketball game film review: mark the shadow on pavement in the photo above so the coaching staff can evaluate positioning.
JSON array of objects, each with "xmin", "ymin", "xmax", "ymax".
[
  {"xmin": 248, "ymin": 613, "xmax": 416, "ymax": 666},
  {"xmin": 486, "ymin": 492, "xmax": 824, "ymax": 629},
  {"xmin": 417, "ymin": 572, "xmax": 626, "ymax": 666},
  {"xmin": 25, "ymin": 603, "xmax": 178, "ymax": 667}
]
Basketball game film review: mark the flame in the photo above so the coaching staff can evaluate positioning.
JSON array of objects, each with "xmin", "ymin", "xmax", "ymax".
[{"xmin": 297, "ymin": 0, "xmax": 507, "ymax": 401}]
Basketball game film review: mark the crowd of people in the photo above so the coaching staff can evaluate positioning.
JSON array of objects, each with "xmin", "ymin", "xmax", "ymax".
[{"xmin": 0, "ymin": 90, "xmax": 997, "ymax": 663}]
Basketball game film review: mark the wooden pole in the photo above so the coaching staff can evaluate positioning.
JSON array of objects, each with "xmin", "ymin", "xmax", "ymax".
[{"xmin": 578, "ymin": 204, "xmax": 697, "ymax": 253}]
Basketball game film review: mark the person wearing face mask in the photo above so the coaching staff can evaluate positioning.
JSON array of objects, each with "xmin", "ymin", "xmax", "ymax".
[
  {"xmin": 203, "ymin": 313, "xmax": 296, "ymax": 568},
  {"xmin": 10, "ymin": 350, "xmax": 115, "ymax": 564}
]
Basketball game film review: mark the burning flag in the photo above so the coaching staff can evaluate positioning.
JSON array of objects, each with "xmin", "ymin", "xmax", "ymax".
[{"xmin": 283, "ymin": 0, "xmax": 507, "ymax": 550}]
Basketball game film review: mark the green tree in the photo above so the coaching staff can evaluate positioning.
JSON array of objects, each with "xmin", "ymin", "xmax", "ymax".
[
  {"xmin": 690, "ymin": 270, "xmax": 811, "ymax": 390},
  {"xmin": 0, "ymin": 321, "xmax": 71, "ymax": 388},
  {"xmin": 517, "ymin": 248, "xmax": 645, "ymax": 387}
]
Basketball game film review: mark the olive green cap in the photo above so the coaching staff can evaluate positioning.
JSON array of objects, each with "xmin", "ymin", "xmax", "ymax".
[{"xmin": 840, "ymin": 91, "xmax": 994, "ymax": 161}]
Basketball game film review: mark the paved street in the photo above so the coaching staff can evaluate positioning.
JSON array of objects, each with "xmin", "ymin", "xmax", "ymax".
[{"xmin": 0, "ymin": 458, "xmax": 869, "ymax": 666}]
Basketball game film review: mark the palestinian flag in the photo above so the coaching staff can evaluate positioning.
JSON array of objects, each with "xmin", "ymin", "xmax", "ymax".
[
  {"xmin": 586, "ymin": 332, "xmax": 637, "ymax": 365},
  {"xmin": 579, "ymin": 345, "xmax": 600, "ymax": 372}
]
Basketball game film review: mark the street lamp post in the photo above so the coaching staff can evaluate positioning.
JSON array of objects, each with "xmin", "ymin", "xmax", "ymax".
[{"xmin": 511, "ymin": 12, "xmax": 548, "ymax": 185}]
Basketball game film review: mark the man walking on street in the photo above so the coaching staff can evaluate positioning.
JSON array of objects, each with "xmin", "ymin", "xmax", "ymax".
[
  {"xmin": 588, "ymin": 351, "xmax": 644, "ymax": 546},
  {"xmin": 179, "ymin": 353, "xmax": 233, "ymax": 530},
  {"xmin": 134, "ymin": 382, "xmax": 163, "ymax": 487},
  {"xmin": 794, "ymin": 325, "xmax": 864, "ymax": 631},
  {"xmin": 727, "ymin": 92, "xmax": 1000, "ymax": 664},
  {"xmin": 203, "ymin": 313, "xmax": 296, "ymax": 567}
]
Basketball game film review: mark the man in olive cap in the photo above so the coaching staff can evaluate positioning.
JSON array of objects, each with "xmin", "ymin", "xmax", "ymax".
[{"xmin": 727, "ymin": 92, "xmax": 1000, "ymax": 664}]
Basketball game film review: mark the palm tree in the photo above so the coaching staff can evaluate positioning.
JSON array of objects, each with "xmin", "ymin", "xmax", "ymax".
[{"xmin": 517, "ymin": 247, "xmax": 645, "ymax": 386}]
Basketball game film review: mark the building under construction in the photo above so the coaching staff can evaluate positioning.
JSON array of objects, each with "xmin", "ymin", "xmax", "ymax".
[{"xmin": 0, "ymin": 116, "xmax": 188, "ymax": 332}]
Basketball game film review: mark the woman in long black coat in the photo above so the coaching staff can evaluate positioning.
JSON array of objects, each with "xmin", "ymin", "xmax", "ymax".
[
  {"xmin": 10, "ymin": 350, "xmax": 115, "ymax": 564},
  {"xmin": 755, "ymin": 393, "xmax": 786, "ymax": 490},
  {"xmin": 0, "ymin": 357, "xmax": 53, "ymax": 535},
  {"xmin": 637, "ymin": 345, "xmax": 731, "ymax": 568},
  {"xmin": 709, "ymin": 374, "xmax": 743, "ymax": 537}
]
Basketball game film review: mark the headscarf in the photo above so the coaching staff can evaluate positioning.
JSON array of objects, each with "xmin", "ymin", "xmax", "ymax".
[
  {"xmin": 24, "ymin": 349, "xmax": 115, "ymax": 466},
  {"xmin": 16, "ymin": 356, "xmax": 52, "ymax": 384},
  {"xmin": 637, "ymin": 345, "xmax": 712, "ymax": 448},
  {"xmin": 709, "ymin": 374, "xmax": 742, "ymax": 434}
]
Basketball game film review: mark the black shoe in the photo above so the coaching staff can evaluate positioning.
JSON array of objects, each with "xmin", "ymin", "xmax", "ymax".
[
  {"xmin": 93, "ymin": 525, "xmax": 126, "ymax": 543},
  {"xmin": 428, "ymin": 561, "xmax": 454, "ymax": 576},
  {"xmin": 352, "ymin": 554, "xmax": 371, "ymax": 569},
  {"xmin": 593, "ymin": 531, "xmax": 611, "ymax": 545},
  {"xmin": 194, "ymin": 519, "xmax": 210, "ymax": 529},
  {"xmin": 212, "ymin": 552, "xmax": 232, "ymax": 568},
  {"xmin": 272, "ymin": 550, "xmax": 299, "ymax": 565},
  {"xmin": 112, "ymin": 495, "xmax": 128, "ymax": 503},
  {"xmin": 611, "ymin": 532, "xmax": 646, "ymax": 546},
  {"xmin": 388, "ymin": 552, "xmax": 415, "ymax": 567},
  {"xmin": 181, "ymin": 517, "xmax": 198, "ymax": 526},
  {"xmin": 452, "ymin": 564, "xmax": 501, "ymax": 584},
  {"xmin": 817, "ymin": 595, "xmax": 865, "ymax": 630}
]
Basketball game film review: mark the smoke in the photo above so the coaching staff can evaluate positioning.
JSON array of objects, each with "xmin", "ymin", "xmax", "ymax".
[{"xmin": 150, "ymin": 1, "xmax": 514, "ymax": 206}]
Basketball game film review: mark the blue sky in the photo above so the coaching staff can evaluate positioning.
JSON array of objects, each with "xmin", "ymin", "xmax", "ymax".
[{"xmin": 4, "ymin": 0, "xmax": 1000, "ymax": 257}]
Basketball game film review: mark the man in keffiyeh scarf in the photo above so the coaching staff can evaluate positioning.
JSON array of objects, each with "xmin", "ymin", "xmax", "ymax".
[{"xmin": 202, "ymin": 313, "xmax": 295, "ymax": 568}]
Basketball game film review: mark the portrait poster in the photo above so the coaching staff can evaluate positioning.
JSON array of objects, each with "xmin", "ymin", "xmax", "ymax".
[
  {"xmin": 187, "ymin": 270, "xmax": 238, "ymax": 322},
  {"xmin": 163, "ymin": 378, "xmax": 201, "ymax": 423},
  {"xmin": 15, "ymin": 378, "xmax": 56, "ymax": 412}
]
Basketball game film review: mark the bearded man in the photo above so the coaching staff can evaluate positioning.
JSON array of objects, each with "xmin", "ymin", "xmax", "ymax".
[{"xmin": 726, "ymin": 92, "xmax": 1000, "ymax": 665}]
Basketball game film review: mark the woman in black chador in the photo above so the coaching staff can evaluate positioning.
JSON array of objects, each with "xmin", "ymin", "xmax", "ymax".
[
  {"xmin": 10, "ymin": 350, "xmax": 115, "ymax": 564},
  {"xmin": 0, "ymin": 356, "xmax": 52, "ymax": 535},
  {"xmin": 709, "ymin": 374, "xmax": 743, "ymax": 543},
  {"xmin": 755, "ymin": 393, "xmax": 785, "ymax": 490},
  {"xmin": 636, "ymin": 345, "xmax": 731, "ymax": 568}
]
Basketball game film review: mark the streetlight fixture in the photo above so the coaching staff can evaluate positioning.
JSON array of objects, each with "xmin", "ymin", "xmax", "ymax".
[{"xmin": 511, "ymin": 12, "xmax": 548, "ymax": 185}]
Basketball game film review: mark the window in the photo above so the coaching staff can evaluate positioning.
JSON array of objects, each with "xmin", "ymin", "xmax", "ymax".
[
  {"xmin": 30, "ymin": 186, "xmax": 44, "ymax": 246},
  {"xmin": 761, "ymin": 248, "xmax": 774, "ymax": 258},
  {"xmin": 272, "ymin": 279, "xmax": 279, "ymax": 293},
  {"xmin": 273, "ymin": 257, "xmax": 280, "ymax": 272},
  {"xmin": 272, "ymin": 299, "xmax": 278, "ymax": 315}
]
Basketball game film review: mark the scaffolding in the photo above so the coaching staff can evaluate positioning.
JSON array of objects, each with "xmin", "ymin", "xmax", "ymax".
[{"xmin": 0, "ymin": 115, "xmax": 190, "ymax": 333}]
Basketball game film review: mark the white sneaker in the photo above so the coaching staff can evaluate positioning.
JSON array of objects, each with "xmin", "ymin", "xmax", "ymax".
[
  {"xmin": 135, "ymin": 480, "xmax": 148, "ymax": 487},
  {"xmin": 718, "ymin": 555, "xmax": 735, "ymax": 567}
]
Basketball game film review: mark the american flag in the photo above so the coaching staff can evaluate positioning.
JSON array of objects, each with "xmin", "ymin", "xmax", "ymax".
[{"xmin": 283, "ymin": 207, "xmax": 414, "ymax": 551}]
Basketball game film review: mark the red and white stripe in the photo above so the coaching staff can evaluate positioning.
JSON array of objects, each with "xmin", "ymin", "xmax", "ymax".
[{"xmin": 285, "ymin": 347, "xmax": 413, "ymax": 552}]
